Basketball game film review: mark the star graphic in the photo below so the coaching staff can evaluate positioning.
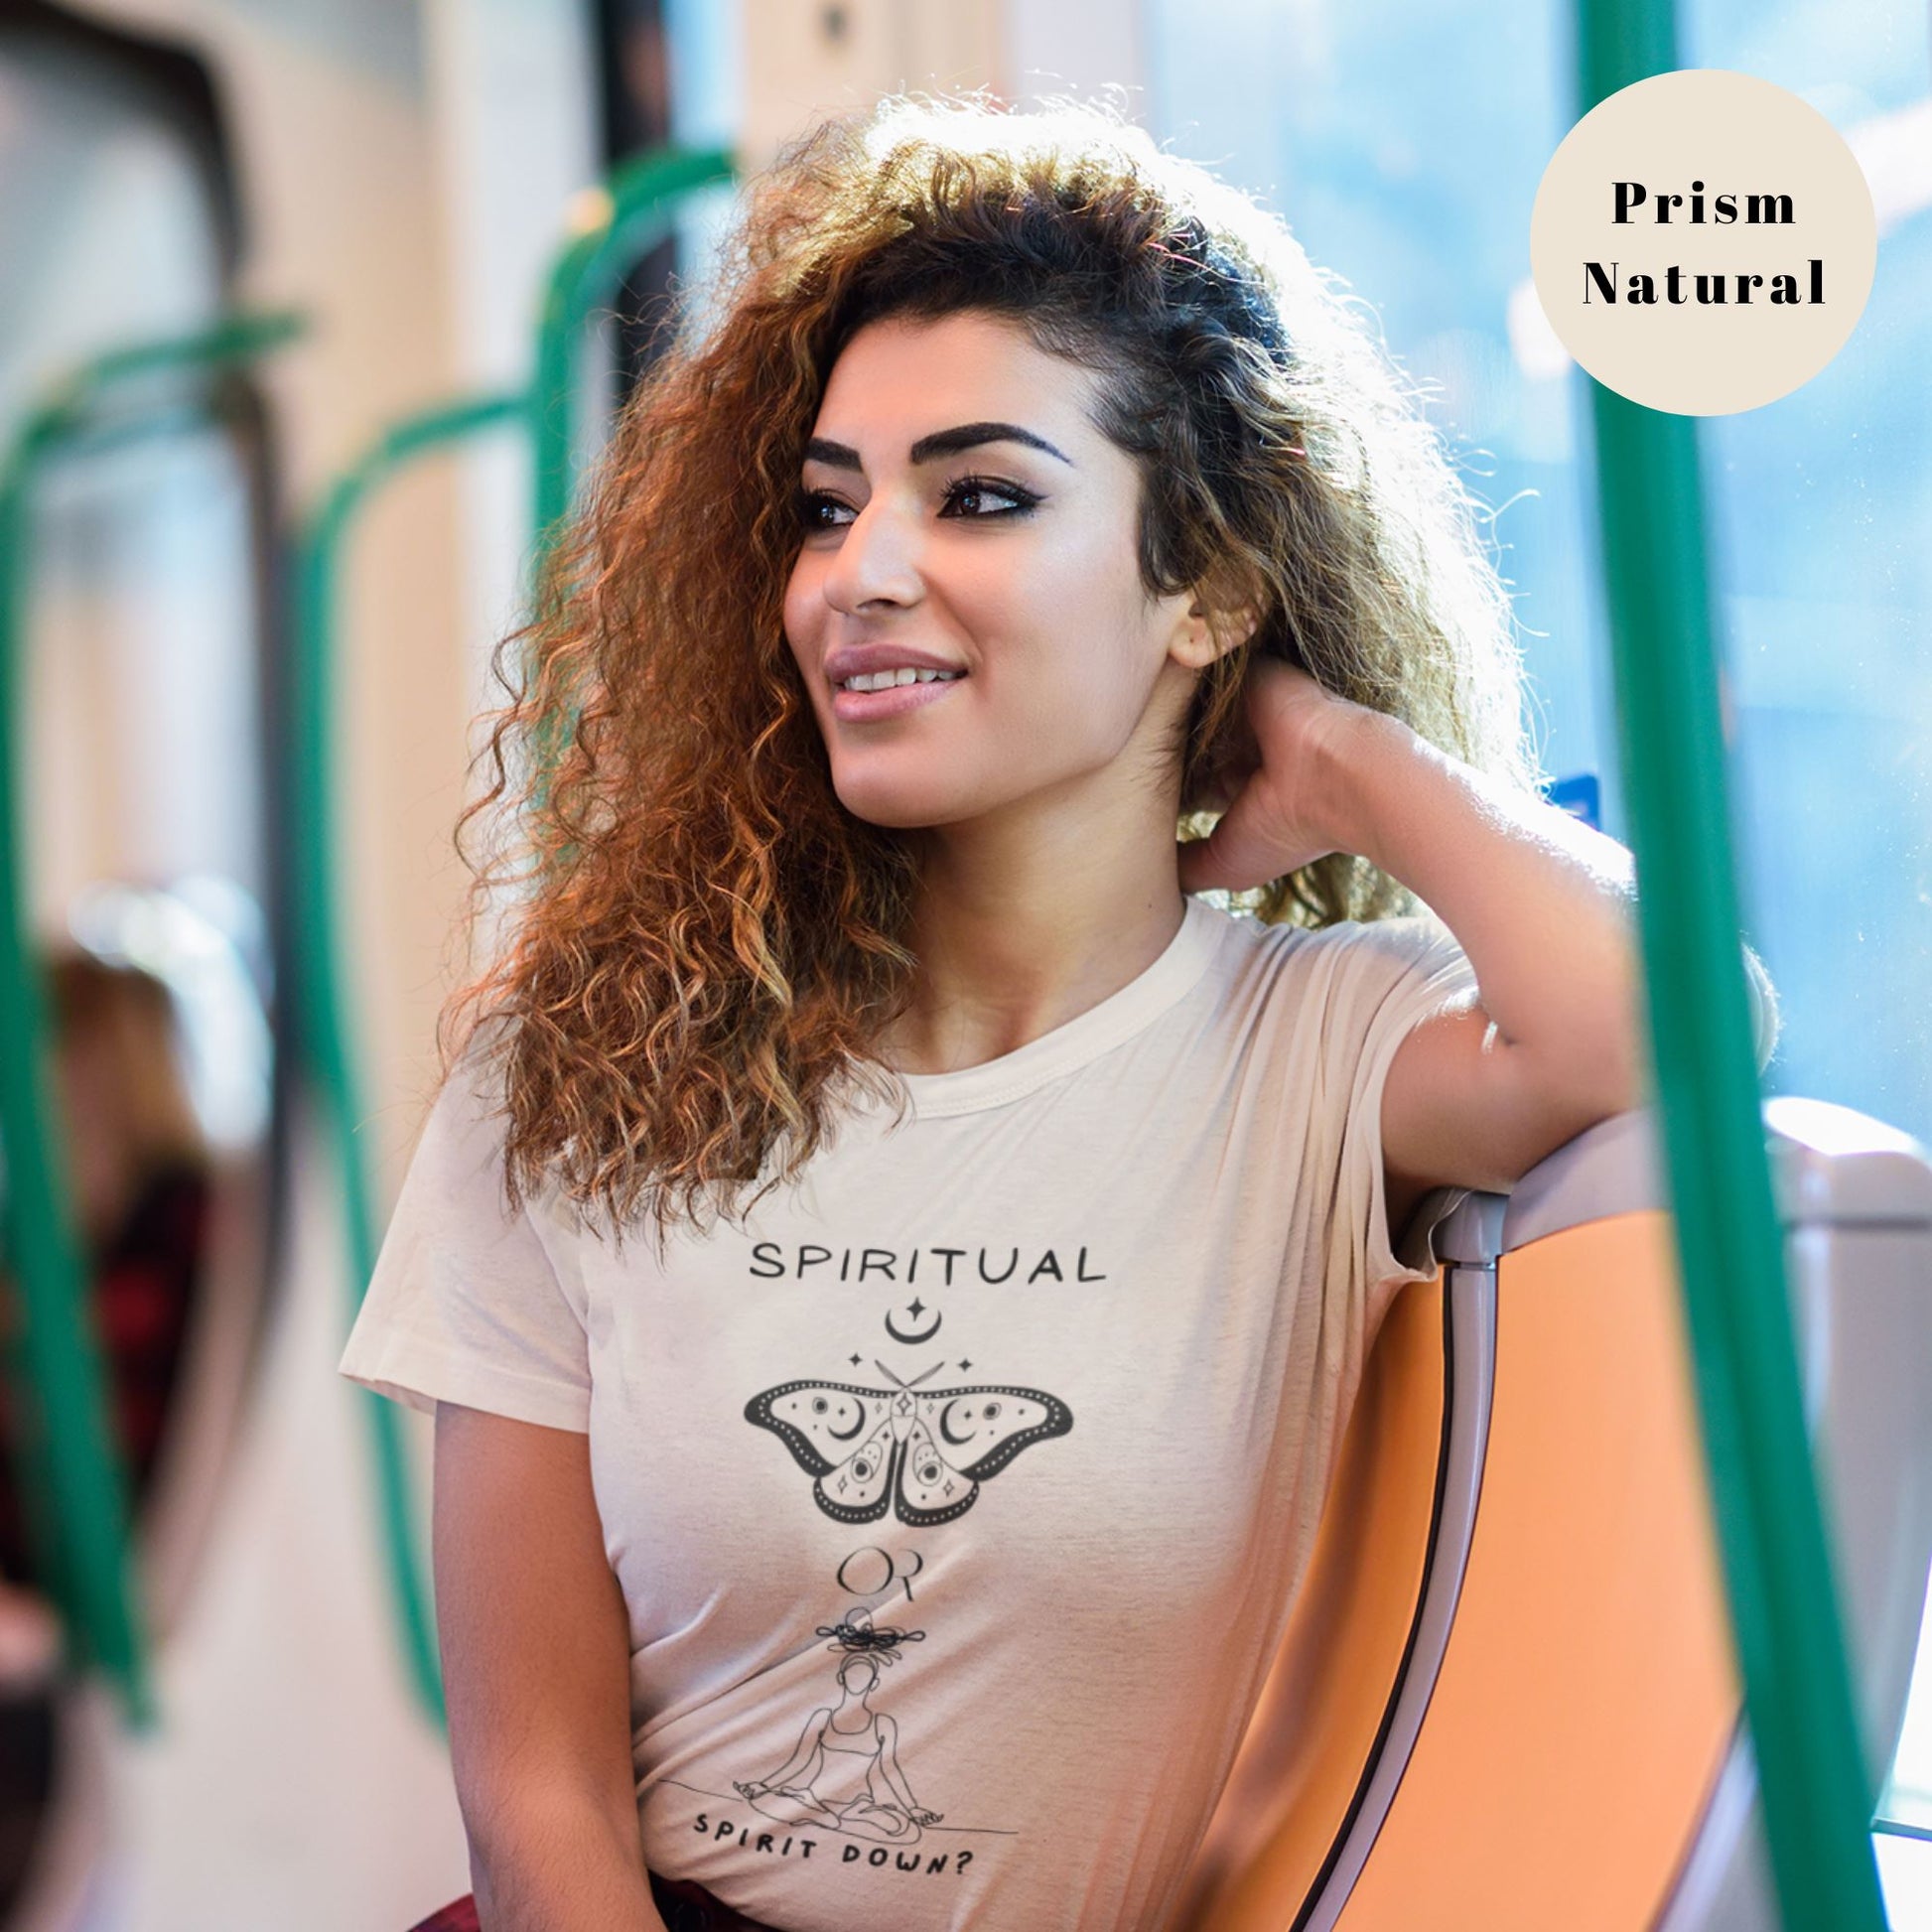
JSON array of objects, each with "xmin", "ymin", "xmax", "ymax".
[
  {"xmin": 849, "ymin": 1353, "xmax": 863, "ymax": 1366},
  {"xmin": 959, "ymin": 1358, "xmax": 973, "ymax": 1370},
  {"xmin": 907, "ymin": 1298, "xmax": 925, "ymax": 1319}
]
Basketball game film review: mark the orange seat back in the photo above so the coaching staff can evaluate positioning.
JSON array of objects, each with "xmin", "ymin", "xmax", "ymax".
[
  {"xmin": 1338, "ymin": 1212, "xmax": 1736, "ymax": 1930},
  {"xmin": 1175, "ymin": 1274, "xmax": 1450, "ymax": 1929}
]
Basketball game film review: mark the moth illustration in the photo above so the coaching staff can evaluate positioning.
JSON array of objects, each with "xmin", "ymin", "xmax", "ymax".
[{"xmin": 745, "ymin": 1367, "xmax": 1073, "ymax": 1527}]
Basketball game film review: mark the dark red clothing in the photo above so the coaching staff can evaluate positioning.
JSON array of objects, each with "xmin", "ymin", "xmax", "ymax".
[
  {"xmin": 409, "ymin": 1872, "xmax": 786, "ymax": 1931},
  {"xmin": 0, "ymin": 1162, "xmax": 208, "ymax": 1586}
]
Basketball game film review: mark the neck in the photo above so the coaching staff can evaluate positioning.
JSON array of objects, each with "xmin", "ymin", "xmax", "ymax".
[{"xmin": 877, "ymin": 818, "xmax": 1187, "ymax": 1076}]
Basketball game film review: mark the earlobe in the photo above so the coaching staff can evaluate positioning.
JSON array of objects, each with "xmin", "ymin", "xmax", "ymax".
[
  {"xmin": 1168, "ymin": 608, "xmax": 1216, "ymax": 671},
  {"xmin": 1174, "ymin": 590, "xmax": 1261, "ymax": 669}
]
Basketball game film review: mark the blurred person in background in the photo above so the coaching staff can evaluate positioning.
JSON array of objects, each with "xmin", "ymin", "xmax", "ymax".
[{"xmin": 0, "ymin": 949, "xmax": 212, "ymax": 1691}]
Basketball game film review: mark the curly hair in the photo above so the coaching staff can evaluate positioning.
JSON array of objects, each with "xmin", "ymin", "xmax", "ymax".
[{"xmin": 441, "ymin": 88, "xmax": 1547, "ymax": 1257}]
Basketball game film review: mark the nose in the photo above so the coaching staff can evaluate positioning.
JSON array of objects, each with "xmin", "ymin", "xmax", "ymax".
[{"xmin": 821, "ymin": 494, "xmax": 923, "ymax": 617}]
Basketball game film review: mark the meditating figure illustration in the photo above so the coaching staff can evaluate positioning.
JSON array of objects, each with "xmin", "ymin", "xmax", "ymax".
[{"xmin": 733, "ymin": 1634, "xmax": 943, "ymax": 1843}]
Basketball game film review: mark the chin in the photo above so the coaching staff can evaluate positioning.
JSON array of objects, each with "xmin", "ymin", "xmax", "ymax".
[
  {"xmin": 830, "ymin": 765, "xmax": 976, "ymax": 832},
  {"xmin": 837, "ymin": 791, "xmax": 951, "ymax": 832}
]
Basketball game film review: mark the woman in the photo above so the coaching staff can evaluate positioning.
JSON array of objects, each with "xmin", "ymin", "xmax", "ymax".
[
  {"xmin": 0, "ymin": 952, "xmax": 211, "ymax": 1910},
  {"xmin": 343, "ymin": 92, "xmax": 1772, "ymax": 1932},
  {"xmin": 0, "ymin": 950, "xmax": 211, "ymax": 1648},
  {"xmin": 733, "ymin": 1646, "xmax": 938, "ymax": 1843}
]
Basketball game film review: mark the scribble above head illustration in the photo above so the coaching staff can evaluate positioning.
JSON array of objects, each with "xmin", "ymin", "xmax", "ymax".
[
  {"xmin": 818, "ymin": 1606, "xmax": 925, "ymax": 1659},
  {"xmin": 344, "ymin": 82, "xmax": 1709, "ymax": 1932}
]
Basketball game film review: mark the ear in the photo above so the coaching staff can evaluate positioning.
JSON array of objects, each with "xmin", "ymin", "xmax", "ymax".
[{"xmin": 1172, "ymin": 592, "xmax": 1263, "ymax": 672}]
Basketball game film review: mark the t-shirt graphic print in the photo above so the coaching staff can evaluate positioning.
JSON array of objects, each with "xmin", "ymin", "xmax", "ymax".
[
  {"xmin": 746, "ymin": 1363, "xmax": 1073, "ymax": 1530},
  {"xmin": 339, "ymin": 895, "xmax": 1480, "ymax": 1932}
]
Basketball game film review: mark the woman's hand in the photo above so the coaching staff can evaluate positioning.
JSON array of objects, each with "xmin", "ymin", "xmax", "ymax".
[{"xmin": 1177, "ymin": 656, "xmax": 1382, "ymax": 893}]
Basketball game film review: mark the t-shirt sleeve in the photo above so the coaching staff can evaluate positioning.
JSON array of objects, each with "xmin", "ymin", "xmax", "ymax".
[
  {"xmin": 337, "ymin": 1049, "xmax": 592, "ymax": 1434},
  {"xmin": 1314, "ymin": 914, "xmax": 1483, "ymax": 1344},
  {"xmin": 1306, "ymin": 916, "xmax": 1772, "ymax": 1358}
]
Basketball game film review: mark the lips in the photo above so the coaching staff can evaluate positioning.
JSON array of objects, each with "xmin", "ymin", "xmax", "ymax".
[
  {"xmin": 823, "ymin": 643, "xmax": 967, "ymax": 684},
  {"xmin": 830, "ymin": 671, "xmax": 968, "ymax": 724}
]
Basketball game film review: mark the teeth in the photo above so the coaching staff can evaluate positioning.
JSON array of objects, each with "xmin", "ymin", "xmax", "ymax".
[{"xmin": 838, "ymin": 667, "xmax": 963, "ymax": 692}]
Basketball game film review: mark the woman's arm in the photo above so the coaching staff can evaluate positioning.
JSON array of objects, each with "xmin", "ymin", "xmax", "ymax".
[
  {"xmin": 1321, "ymin": 708, "xmax": 1644, "ymax": 1211},
  {"xmin": 876, "ymin": 1715, "xmax": 927, "ymax": 1814},
  {"xmin": 1181, "ymin": 658, "xmax": 1646, "ymax": 1213},
  {"xmin": 433, "ymin": 1403, "xmax": 669, "ymax": 1932}
]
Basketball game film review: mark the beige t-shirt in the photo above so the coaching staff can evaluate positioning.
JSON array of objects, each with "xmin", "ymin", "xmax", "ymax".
[{"xmin": 340, "ymin": 895, "xmax": 1480, "ymax": 1932}]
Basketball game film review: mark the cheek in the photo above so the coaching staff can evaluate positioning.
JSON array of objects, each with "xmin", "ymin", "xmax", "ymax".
[
  {"xmin": 962, "ymin": 541, "xmax": 1114, "ymax": 660},
  {"xmin": 1033, "ymin": 527, "xmax": 1148, "ymax": 650},
  {"xmin": 781, "ymin": 568, "xmax": 823, "ymax": 663},
  {"xmin": 1003, "ymin": 566, "xmax": 1155, "ymax": 694}
]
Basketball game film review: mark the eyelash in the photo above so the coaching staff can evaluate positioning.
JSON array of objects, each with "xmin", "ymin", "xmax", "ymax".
[{"xmin": 796, "ymin": 475, "xmax": 1042, "ymax": 530}]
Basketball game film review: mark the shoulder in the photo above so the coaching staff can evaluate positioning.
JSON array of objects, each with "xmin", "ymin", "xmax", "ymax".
[
  {"xmin": 411, "ymin": 1035, "xmax": 516, "ymax": 1190},
  {"xmin": 1245, "ymin": 908, "xmax": 1473, "ymax": 1001},
  {"xmin": 401, "ymin": 1020, "xmax": 589, "ymax": 1264},
  {"xmin": 1299, "ymin": 911, "xmax": 1465, "ymax": 966}
]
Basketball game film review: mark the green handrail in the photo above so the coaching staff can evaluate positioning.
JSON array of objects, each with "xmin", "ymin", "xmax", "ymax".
[
  {"xmin": 1578, "ymin": 7, "xmax": 1889, "ymax": 1927},
  {"xmin": 530, "ymin": 144, "xmax": 738, "ymax": 560},
  {"xmin": 525, "ymin": 143, "xmax": 740, "ymax": 813},
  {"xmin": 310, "ymin": 148, "xmax": 739, "ymax": 1726},
  {"xmin": 0, "ymin": 310, "xmax": 304, "ymax": 1727},
  {"xmin": 292, "ymin": 390, "xmax": 530, "ymax": 1729}
]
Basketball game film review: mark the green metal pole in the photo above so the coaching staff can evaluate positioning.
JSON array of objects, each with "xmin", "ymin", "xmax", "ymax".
[
  {"xmin": 530, "ymin": 145, "xmax": 737, "ymax": 567},
  {"xmin": 1577, "ymin": 8, "xmax": 1889, "ymax": 1927},
  {"xmin": 525, "ymin": 144, "xmax": 738, "ymax": 817},
  {"xmin": 292, "ymin": 391, "xmax": 530, "ymax": 1731},
  {"xmin": 0, "ymin": 310, "xmax": 303, "ymax": 1728},
  {"xmin": 0, "ymin": 416, "xmax": 110, "ymax": 1708}
]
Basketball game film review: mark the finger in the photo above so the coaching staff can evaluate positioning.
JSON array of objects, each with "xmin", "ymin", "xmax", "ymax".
[{"xmin": 1176, "ymin": 790, "xmax": 1280, "ymax": 894}]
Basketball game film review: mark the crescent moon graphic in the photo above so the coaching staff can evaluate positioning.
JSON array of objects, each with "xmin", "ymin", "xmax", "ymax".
[
  {"xmin": 938, "ymin": 1399, "xmax": 977, "ymax": 1447},
  {"xmin": 884, "ymin": 1306, "xmax": 943, "ymax": 1345},
  {"xmin": 828, "ymin": 1405, "xmax": 866, "ymax": 1442}
]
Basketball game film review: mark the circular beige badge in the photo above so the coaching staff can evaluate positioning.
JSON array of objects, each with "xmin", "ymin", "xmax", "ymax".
[{"xmin": 1530, "ymin": 69, "xmax": 1875, "ymax": 415}]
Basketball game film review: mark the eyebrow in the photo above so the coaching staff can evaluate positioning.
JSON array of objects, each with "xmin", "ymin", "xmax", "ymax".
[{"xmin": 802, "ymin": 421, "xmax": 1075, "ymax": 473}]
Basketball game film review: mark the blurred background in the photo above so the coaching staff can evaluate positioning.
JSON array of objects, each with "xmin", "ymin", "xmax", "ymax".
[{"xmin": 0, "ymin": 0, "xmax": 1925, "ymax": 1926}]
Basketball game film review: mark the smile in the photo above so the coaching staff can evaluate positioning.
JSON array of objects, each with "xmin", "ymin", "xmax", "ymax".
[{"xmin": 831, "ymin": 672, "xmax": 968, "ymax": 723}]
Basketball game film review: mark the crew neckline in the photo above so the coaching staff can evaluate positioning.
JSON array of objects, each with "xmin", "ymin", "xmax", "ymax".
[{"xmin": 876, "ymin": 895, "xmax": 1226, "ymax": 1118}]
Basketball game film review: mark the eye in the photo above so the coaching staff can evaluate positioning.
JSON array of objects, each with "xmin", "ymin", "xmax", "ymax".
[
  {"xmin": 796, "ymin": 486, "xmax": 851, "ymax": 531},
  {"xmin": 939, "ymin": 475, "xmax": 1040, "ymax": 519}
]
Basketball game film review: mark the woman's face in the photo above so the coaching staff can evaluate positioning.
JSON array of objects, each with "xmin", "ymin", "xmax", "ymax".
[{"xmin": 783, "ymin": 309, "xmax": 1210, "ymax": 834}]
